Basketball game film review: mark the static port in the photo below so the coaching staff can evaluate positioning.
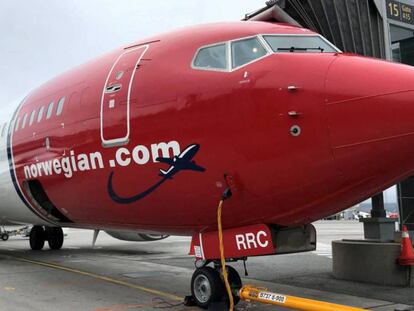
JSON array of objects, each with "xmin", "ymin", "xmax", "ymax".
[{"xmin": 290, "ymin": 125, "xmax": 301, "ymax": 137}]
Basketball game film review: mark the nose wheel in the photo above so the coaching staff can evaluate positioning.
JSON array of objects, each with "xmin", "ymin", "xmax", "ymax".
[
  {"xmin": 189, "ymin": 265, "xmax": 242, "ymax": 309},
  {"xmin": 221, "ymin": 265, "xmax": 242, "ymax": 306}
]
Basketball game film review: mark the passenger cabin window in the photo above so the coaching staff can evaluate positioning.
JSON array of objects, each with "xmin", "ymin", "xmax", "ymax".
[
  {"xmin": 231, "ymin": 37, "xmax": 267, "ymax": 69},
  {"xmin": 15, "ymin": 117, "xmax": 20, "ymax": 132},
  {"xmin": 29, "ymin": 110, "xmax": 36, "ymax": 126},
  {"xmin": 193, "ymin": 43, "xmax": 227, "ymax": 70},
  {"xmin": 56, "ymin": 97, "xmax": 65, "ymax": 116},
  {"xmin": 21, "ymin": 113, "xmax": 28, "ymax": 129},
  {"xmin": 46, "ymin": 102, "xmax": 54, "ymax": 119},
  {"xmin": 263, "ymin": 35, "xmax": 337, "ymax": 53},
  {"xmin": 37, "ymin": 106, "xmax": 44, "ymax": 123}
]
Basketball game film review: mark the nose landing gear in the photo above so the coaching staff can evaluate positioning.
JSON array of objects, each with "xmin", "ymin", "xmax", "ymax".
[
  {"xmin": 29, "ymin": 226, "xmax": 64, "ymax": 250},
  {"xmin": 191, "ymin": 266, "xmax": 224, "ymax": 308},
  {"xmin": 189, "ymin": 263, "xmax": 242, "ymax": 309}
]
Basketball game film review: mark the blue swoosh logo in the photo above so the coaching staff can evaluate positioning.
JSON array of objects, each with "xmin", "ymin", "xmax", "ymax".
[{"xmin": 107, "ymin": 144, "xmax": 205, "ymax": 204}]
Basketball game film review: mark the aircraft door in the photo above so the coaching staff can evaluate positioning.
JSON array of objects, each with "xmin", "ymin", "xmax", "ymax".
[{"xmin": 100, "ymin": 45, "xmax": 148, "ymax": 147}]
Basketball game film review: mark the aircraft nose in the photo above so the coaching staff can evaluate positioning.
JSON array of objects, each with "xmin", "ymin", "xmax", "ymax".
[{"xmin": 325, "ymin": 54, "xmax": 414, "ymax": 179}]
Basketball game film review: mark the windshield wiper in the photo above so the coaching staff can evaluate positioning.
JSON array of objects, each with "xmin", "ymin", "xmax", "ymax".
[{"xmin": 277, "ymin": 47, "xmax": 325, "ymax": 52}]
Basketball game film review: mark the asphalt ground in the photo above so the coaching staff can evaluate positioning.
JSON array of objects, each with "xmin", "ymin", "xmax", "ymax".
[{"xmin": 0, "ymin": 221, "xmax": 412, "ymax": 311}]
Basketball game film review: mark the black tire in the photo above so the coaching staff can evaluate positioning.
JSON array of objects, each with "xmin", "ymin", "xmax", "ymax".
[
  {"xmin": 191, "ymin": 266, "xmax": 225, "ymax": 309},
  {"xmin": 29, "ymin": 226, "xmax": 45, "ymax": 250},
  {"xmin": 1, "ymin": 234, "xmax": 9, "ymax": 241},
  {"xmin": 47, "ymin": 227, "xmax": 64, "ymax": 250},
  {"xmin": 224, "ymin": 266, "xmax": 242, "ymax": 306}
]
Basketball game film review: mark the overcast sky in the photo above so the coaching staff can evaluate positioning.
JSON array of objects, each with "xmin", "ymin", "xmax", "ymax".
[{"xmin": 0, "ymin": 0, "xmax": 265, "ymax": 106}]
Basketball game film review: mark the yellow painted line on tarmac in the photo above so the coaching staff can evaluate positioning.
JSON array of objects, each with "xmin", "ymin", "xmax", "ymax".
[{"xmin": 13, "ymin": 256, "xmax": 182, "ymax": 301}]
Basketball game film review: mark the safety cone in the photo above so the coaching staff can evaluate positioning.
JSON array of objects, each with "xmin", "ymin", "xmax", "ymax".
[{"xmin": 397, "ymin": 226, "xmax": 414, "ymax": 266}]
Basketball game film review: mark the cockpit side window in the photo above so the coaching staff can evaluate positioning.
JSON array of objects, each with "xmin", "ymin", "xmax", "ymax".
[
  {"xmin": 231, "ymin": 37, "xmax": 267, "ymax": 69},
  {"xmin": 193, "ymin": 43, "xmax": 228, "ymax": 71},
  {"xmin": 263, "ymin": 35, "xmax": 337, "ymax": 53}
]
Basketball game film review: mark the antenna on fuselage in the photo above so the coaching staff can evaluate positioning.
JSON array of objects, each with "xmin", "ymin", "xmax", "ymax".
[{"xmin": 92, "ymin": 229, "xmax": 100, "ymax": 248}]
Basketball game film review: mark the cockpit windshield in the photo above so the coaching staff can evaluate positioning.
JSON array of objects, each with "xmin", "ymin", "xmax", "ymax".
[
  {"xmin": 263, "ymin": 35, "xmax": 338, "ymax": 53},
  {"xmin": 192, "ymin": 34, "xmax": 340, "ymax": 72},
  {"xmin": 231, "ymin": 37, "xmax": 267, "ymax": 69}
]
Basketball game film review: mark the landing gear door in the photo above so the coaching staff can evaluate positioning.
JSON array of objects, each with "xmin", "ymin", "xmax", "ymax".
[{"xmin": 100, "ymin": 45, "xmax": 148, "ymax": 147}]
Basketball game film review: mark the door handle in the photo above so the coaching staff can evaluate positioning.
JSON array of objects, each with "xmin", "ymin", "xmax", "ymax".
[{"xmin": 105, "ymin": 84, "xmax": 122, "ymax": 94}]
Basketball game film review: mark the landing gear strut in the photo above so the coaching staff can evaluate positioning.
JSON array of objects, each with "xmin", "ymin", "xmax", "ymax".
[
  {"xmin": 29, "ymin": 226, "xmax": 64, "ymax": 250},
  {"xmin": 189, "ymin": 263, "xmax": 242, "ymax": 309}
]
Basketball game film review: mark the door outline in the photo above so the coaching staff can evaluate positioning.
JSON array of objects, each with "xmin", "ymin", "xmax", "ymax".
[{"xmin": 100, "ymin": 45, "xmax": 149, "ymax": 147}]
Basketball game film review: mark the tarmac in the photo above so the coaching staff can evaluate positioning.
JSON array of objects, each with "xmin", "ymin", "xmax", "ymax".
[{"xmin": 0, "ymin": 221, "xmax": 412, "ymax": 311}]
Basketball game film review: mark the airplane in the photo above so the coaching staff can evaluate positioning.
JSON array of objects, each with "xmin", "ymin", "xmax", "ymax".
[
  {"xmin": 107, "ymin": 144, "xmax": 205, "ymax": 204},
  {"xmin": 1, "ymin": 17, "xmax": 414, "ymax": 309},
  {"xmin": 157, "ymin": 144, "xmax": 206, "ymax": 179}
]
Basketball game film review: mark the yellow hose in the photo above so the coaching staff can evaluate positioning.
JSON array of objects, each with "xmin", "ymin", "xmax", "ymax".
[{"xmin": 217, "ymin": 199, "xmax": 234, "ymax": 311}]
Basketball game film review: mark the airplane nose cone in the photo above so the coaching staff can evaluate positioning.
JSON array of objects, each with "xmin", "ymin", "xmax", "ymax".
[{"xmin": 325, "ymin": 54, "xmax": 414, "ymax": 181}]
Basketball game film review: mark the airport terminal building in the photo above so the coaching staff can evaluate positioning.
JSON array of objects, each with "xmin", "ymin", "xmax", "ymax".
[{"xmin": 247, "ymin": 0, "xmax": 414, "ymax": 229}]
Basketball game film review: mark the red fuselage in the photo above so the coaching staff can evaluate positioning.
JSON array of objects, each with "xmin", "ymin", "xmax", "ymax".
[{"xmin": 4, "ymin": 21, "xmax": 414, "ymax": 235}]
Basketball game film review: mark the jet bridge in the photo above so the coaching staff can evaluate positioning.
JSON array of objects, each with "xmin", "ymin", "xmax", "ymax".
[{"xmin": 245, "ymin": 0, "xmax": 387, "ymax": 58}]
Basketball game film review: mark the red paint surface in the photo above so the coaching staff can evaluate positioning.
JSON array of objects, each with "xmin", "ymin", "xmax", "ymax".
[
  {"xmin": 10, "ymin": 22, "xmax": 414, "ymax": 236},
  {"xmin": 190, "ymin": 224, "xmax": 274, "ymax": 260}
]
